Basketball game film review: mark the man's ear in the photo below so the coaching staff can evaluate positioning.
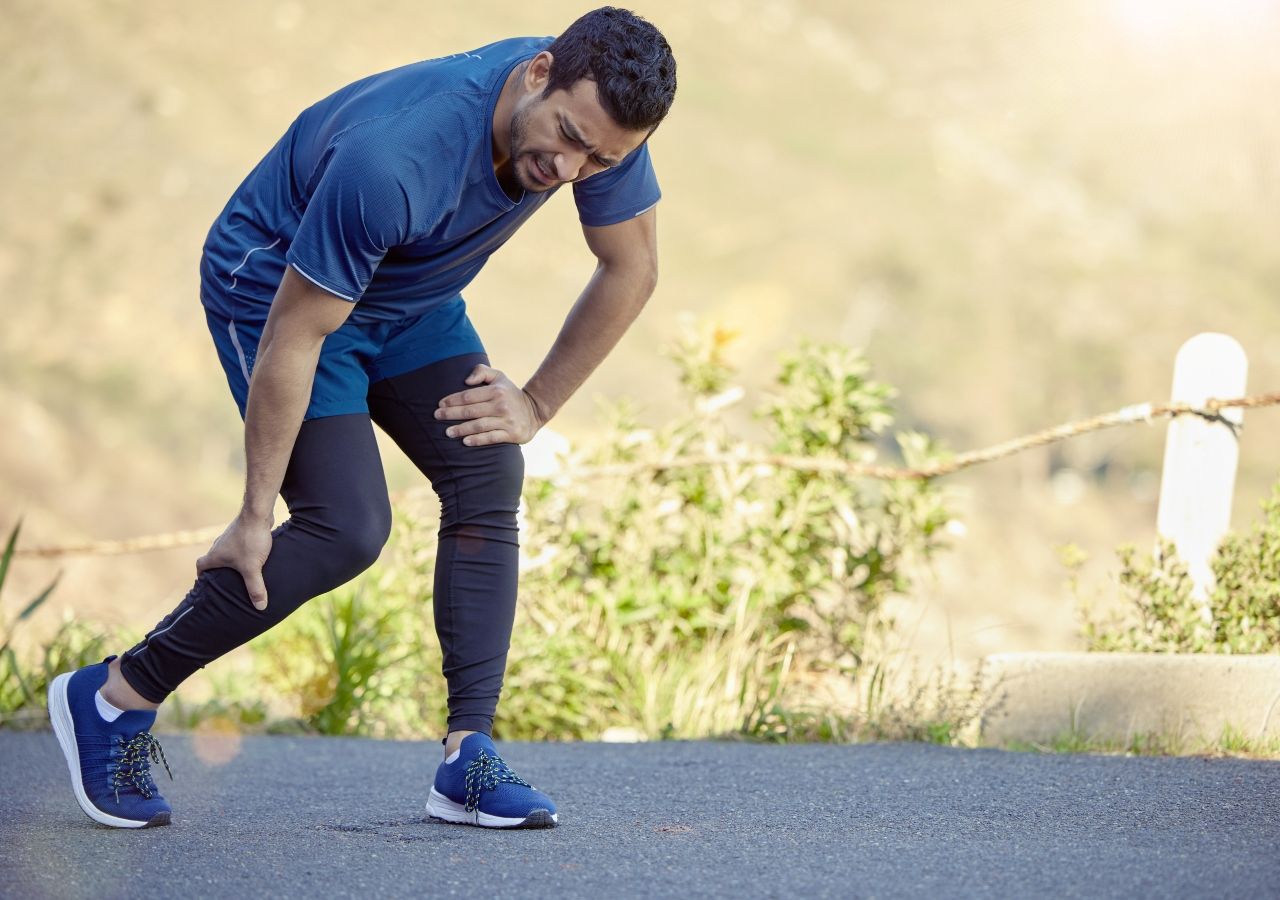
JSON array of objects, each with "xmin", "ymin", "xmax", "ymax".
[{"xmin": 523, "ymin": 51, "xmax": 554, "ymax": 93}]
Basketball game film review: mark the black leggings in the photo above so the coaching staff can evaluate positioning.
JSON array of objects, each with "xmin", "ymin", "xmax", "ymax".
[{"xmin": 118, "ymin": 352, "xmax": 522, "ymax": 735}]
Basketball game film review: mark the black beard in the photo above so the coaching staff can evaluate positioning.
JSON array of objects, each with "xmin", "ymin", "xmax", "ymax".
[{"xmin": 507, "ymin": 105, "xmax": 555, "ymax": 194}]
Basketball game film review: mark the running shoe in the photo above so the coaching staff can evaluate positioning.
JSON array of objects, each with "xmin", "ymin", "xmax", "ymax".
[
  {"xmin": 426, "ymin": 732, "xmax": 557, "ymax": 828},
  {"xmin": 48, "ymin": 658, "xmax": 173, "ymax": 828}
]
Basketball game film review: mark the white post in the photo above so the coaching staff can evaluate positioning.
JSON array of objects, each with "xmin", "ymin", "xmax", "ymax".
[{"xmin": 1155, "ymin": 333, "xmax": 1247, "ymax": 606}]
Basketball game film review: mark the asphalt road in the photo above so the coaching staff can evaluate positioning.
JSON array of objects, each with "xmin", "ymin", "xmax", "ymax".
[{"xmin": 2, "ymin": 732, "xmax": 1278, "ymax": 899}]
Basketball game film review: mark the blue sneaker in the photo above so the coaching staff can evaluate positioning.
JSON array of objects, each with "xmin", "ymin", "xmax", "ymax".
[
  {"xmin": 48, "ymin": 658, "xmax": 173, "ymax": 828},
  {"xmin": 426, "ymin": 733, "xmax": 558, "ymax": 828}
]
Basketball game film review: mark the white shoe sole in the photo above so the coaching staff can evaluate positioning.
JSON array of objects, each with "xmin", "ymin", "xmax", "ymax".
[
  {"xmin": 426, "ymin": 787, "xmax": 558, "ymax": 829},
  {"xmin": 48, "ymin": 672, "xmax": 166, "ymax": 829}
]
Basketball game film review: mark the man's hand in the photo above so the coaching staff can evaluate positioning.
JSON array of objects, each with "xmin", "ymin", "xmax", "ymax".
[
  {"xmin": 196, "ymin": 514, "xmax": 274, "ymax": 610},
  {"xmin": 435, "ymin": 364, "xmax": 545, "ymax": 446}
]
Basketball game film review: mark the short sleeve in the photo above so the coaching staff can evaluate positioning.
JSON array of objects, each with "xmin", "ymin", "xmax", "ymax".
[
  {"xmin": 286, "ymin": 128, "xmax": 415, "ymax": 302},
  {"xmin": 572, "ymin": 143, "xmax": 661, "ymax": 228}
]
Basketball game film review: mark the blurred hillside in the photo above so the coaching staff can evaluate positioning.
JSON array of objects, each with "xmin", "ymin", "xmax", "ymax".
[{"xmin": 3, "ymin": 0, "xmax": 1279, "ymax": 664}]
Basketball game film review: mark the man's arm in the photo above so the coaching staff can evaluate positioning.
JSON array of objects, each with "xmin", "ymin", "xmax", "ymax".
[
  {"xmin": 435, "ymin": 207, "xmax": 659, "ymax": 444},
  {"xmin": 196, "ymin": 267, "xmax": 354, "ymax": 609}
]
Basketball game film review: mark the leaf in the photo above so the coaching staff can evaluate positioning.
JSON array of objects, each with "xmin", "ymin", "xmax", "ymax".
[
  {"xmin": 0, "ymin": 519, "xmax": 22, "ymax": 597},
  {"xmin": 17, "ymin": 573, "xmax": 60, "ymax": 622}
]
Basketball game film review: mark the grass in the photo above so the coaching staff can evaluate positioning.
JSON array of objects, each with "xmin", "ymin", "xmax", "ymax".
[
  {"xmin": 1000, "ymin": 724, "xmax": 1280, "ymax": 760},
  {"xmin": 0, "ymin": 520, "xmax": 85, "ymax": 730}
]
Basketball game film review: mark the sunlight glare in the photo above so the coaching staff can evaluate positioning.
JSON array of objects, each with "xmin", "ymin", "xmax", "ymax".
[{"xmin": 1108, "ymin": 0, "xmax": 1277, "ymax": 45}]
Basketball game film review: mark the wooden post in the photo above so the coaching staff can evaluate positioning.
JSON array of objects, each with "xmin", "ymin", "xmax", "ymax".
[{"xmin": 1155, "ymin": 333, "xmax": 1247, "ymax": 606}]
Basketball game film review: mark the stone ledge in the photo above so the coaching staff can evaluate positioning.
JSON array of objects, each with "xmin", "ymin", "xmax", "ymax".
[{"xmin": 978, "ymin": 652, "xmax": 1280, "ymax": 745}]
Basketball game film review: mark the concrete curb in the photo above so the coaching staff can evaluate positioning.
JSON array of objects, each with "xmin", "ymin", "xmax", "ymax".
[{"xmin": 978, "ymin": 652, "xmax": 1280, "ymax": 746}]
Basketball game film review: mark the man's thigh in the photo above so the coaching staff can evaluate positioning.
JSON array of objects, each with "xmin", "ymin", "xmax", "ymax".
[
  {"xmin": 367, "ymin": 352, "xmax": 524, "ymax": 516},
  {"xmin": 367, "ymin": 350, "xmax": 491, "ymax": 472}
]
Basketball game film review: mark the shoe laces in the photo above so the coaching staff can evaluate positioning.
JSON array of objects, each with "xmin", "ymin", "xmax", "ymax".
[
  {"xmin": 111, "ymin": 731, "xmax": 173, "ymax": 803},
  {"xmin": 463, "ymin": 748, "xmax": 531, "ymax": 813}
]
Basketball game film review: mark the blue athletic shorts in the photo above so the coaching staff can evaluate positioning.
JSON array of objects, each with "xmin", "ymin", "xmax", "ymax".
[{"xmin": 205, "ymin": 296, "xmax": 486, "ymax": 420}]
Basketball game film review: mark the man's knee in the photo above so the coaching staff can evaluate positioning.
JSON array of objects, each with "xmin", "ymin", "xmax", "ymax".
[
  {"xmin": 292, "ymin": 493, "xmax": 392, "ymax": 583},
  {"xmin": 346, "ymin": 495, "xmax": 394, "ymax": 571}
]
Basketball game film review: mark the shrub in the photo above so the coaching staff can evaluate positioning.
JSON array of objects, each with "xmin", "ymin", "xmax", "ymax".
[
  {"xmin": 250, "ymin": 326, "xmax": 954, "ymax": 740},
  {"xmin": 2, "ymin": 330, "xmax": 961, "ymax": 743},
  {"xmin": 1077, "ymin": 484, "xmax": 1280, "ymax": 653}
]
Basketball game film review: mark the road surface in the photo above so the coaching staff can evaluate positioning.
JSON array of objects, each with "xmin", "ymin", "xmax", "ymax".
[{"xmin": 3, "ymin": 732, "xmax": 1278, "ymax": 898}]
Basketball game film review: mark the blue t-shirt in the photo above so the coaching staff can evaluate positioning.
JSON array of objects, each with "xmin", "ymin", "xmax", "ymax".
[{"xmin": 199, "ymin": 36, "xmax": 661, "ymax": 325}]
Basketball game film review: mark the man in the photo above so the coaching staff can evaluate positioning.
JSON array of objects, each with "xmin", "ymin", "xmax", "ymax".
[{"xmin": 47, "ymin": 7, "xmax": 676, "ymax": 830}]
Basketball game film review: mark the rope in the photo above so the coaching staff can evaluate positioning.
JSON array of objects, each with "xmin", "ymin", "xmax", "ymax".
[
  {"xmin": 14, "ymin": 392, "xmax": 1279, "ymax": 560},
  {"xmin": 15, "ymin": 527, "xmax": 225, "ymax": 560}
]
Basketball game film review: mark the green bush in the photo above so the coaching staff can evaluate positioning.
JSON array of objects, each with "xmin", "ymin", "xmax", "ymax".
[
  {"xmin": 2, "ymin": 331, "xmax": 962, "ymax": 743},
  {"xmin": 1078, "ymin": 484, "xmax": 1280, "ymax": 653},
  {"xmin": 248, "ymin": 327, "xmax": 954, "ymax": 741}
]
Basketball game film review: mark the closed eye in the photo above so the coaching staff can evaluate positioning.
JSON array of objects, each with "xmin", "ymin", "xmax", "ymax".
[{"xmin": 560, "ymin": 119, "xmax": 617, "ymax": 169}]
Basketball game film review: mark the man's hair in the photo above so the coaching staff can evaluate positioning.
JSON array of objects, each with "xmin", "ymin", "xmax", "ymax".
[{"xmin": 544, "ymin": 7, "xmax": 677, "ymax": 133}]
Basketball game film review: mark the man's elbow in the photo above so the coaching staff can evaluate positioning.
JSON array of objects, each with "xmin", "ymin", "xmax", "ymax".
[
  {"xmin": 627, "ymin": 249, "xmax": 658, "ymax": 299},
  {"xmin": 637, "ymin": 255, "xmax": 659, "ymax": 298},
  {"xmin": 599, "ymin": 253, "xmax": 658, "ymax": 303}
]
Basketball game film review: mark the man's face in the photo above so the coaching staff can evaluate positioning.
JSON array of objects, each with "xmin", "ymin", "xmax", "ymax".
[{"xmin": 507, "ymin": 77, "xmax": 649, "ymax": 194}]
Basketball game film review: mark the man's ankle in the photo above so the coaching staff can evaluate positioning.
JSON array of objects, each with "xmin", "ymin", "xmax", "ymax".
[
  {"xmin": 101, "ymin": 657, "xmax": 162, "ymax": 711},
  {"xmin": 443, "ymin": 729, "xmax": 477, "ymax": 758}
]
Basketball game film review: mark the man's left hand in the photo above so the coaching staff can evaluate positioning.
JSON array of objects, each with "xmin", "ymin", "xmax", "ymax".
[{"xmin": 435, "ymin": 364, "xmax": 544, "ymax": 446}]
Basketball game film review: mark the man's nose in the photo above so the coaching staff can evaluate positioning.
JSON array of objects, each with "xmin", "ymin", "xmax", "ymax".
[{"xmin": 552, "ymin": 149, "xmax": 587, "ymax": 182}]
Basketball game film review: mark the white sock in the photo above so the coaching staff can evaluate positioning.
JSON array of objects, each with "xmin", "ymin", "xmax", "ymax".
[{"xmin": 95, "ymin": 689, "xmax": 125, "ymax": 723}]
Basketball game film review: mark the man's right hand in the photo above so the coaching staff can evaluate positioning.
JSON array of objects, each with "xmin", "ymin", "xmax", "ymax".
[{"xmin": 196, "ymin": 513, "xmax": 274, "ymax": 610}]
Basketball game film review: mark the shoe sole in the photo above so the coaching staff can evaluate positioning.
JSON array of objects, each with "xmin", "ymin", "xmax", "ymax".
[
  {"xmin": 426, "ymin": 787, "xmax": 558, "ymax": 829},
  {"xmin": 48, "ymin": 673, "xmax": 170, "ymax": 829}
]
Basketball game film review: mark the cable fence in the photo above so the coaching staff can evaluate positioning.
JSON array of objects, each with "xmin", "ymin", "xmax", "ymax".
[{"xmin": 13, "ymin": 391, "xmax": 1278, "ymax": 561}]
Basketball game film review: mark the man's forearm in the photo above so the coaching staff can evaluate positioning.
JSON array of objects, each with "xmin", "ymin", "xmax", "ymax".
[
  {"xmin": 522, "ymin": 262, "xmax": 656, "ymax": 423},
  {"xmin": 236, "ymin": 267, "xmax": 354, "ymax": 522},
  {"xmin": 239, "ymin": 332, "xmax": 325, "ymax": 523}
]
